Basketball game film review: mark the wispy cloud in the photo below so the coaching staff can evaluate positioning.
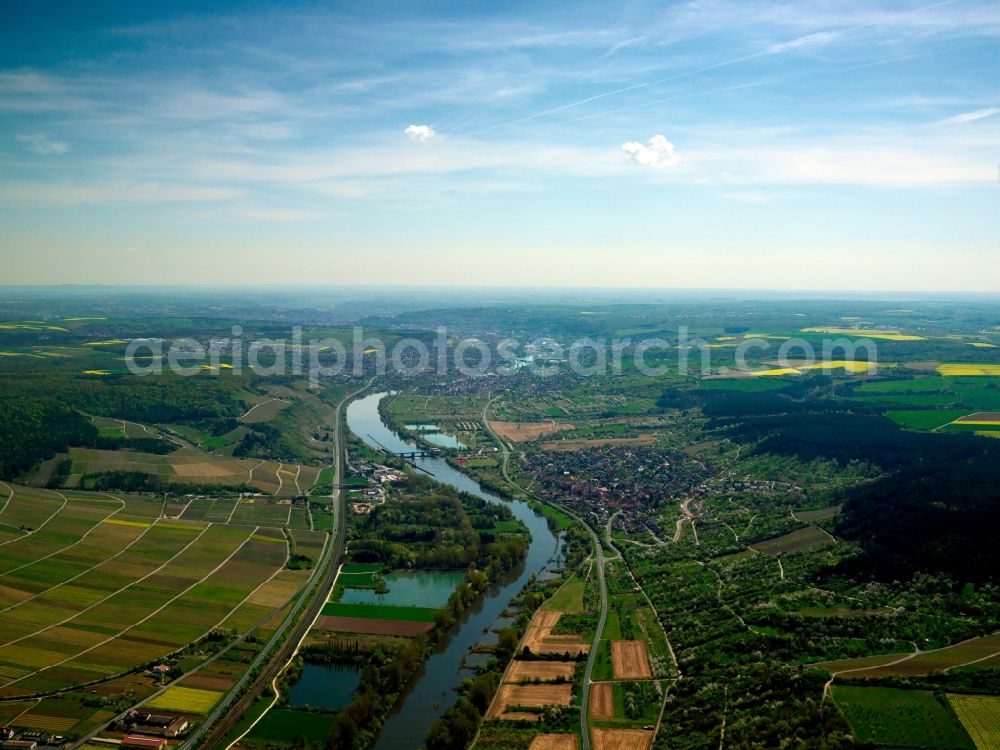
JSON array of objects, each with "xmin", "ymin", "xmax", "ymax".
[
  {"xmin": 16, "ymin": 133, "xmax": 69, "ymax": 155},
  {"xmin": 0, "ymin": 181, "xmax": 244, "ymax": 206},
  {"xmin": 767, "ymin": 31, "xmax": 841, "ymax": 54},
  {"xmin": 939, "ymin": 107, "xmax": 1000, "ymax": 125}
]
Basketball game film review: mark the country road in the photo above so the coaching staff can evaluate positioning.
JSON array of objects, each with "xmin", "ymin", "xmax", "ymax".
[{"xmin": 481, "ymin": 396, "xmax": 609, "ymax": 750}]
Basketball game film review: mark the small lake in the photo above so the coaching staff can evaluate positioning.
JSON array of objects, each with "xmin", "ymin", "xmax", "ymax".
[
  {"xmin": 422, "ymin": 432, "xmax": 466, "ymax": 449},
  {"xmin": 288, "ymin": 662, "xmax": 361, "ymax": 711},
  {"xmin": 340, "ymin": 570, "xmax": 464, "ymax": 608}
]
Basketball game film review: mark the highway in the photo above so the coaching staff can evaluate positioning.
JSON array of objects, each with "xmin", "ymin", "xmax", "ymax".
[{"xmin": 179, "ymin": 382, "xmax": 368, "ymax": 750}]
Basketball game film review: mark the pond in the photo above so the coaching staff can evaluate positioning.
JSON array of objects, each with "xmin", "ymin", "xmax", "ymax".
[
  {"xmin": 421, "ymin": 432, "xmax": 466, "ymax": 449},
  {"xmin": 339, "ymin": 570, "xmax": 464, "ymax": 608},
  {"xmin": 288, "ymin": 662, "xmax": 361, "ymax": 712}
]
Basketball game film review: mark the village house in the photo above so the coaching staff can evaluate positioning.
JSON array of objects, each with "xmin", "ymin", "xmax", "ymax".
[{"xmin": 121, "ymin": 735, "xmax": 167, "ymax": 750}]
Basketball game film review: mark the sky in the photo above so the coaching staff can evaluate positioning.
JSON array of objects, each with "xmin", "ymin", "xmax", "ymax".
[{"xmin": 1, "ymin": 0, "xmax": 998, "ymax": 291}]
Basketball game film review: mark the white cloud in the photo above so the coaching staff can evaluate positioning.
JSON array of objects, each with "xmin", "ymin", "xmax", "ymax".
[
  {"xmin": 767, "ymin": 31, "xmax": 840, "ymax": 54},
  {"xmin": 405, "ymin": 124, "xmax": 435, "ymax": 142},
  {"xmin": 621, "ymin": 135, "xmax": 678, "ymax": 169},
  {"xmin": 16, "ymin": 133, "xmax": 69, "ymax": 155},
  {"xmin": 939, "ymin": 107, "xmax": 1000, "ymax": 125}
]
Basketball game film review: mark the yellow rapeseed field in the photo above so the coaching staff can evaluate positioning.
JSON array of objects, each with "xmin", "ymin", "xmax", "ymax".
[
  {"xmin": 947, "ymin": 694, "xmax": 1000, "ymax": 749},
  {"xmin": 146, "ymin": 685, "xmax": 222, "ymax": 714},
  {"xmin": 750, "ymin": 368, "xmax": 802, "ymax": 377},
  {"xmin": 800, "ymin": 327, "xmax": 925, "ymax": 341},
  {"xmin": 937, "ymin": 364, "xmax": 1000, "ymax": 376}
]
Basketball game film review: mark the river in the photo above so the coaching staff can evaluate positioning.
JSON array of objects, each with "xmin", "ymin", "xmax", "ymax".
[{"xmin": 344, "ymin": 392, "xmax": 560, "ymax": 750}]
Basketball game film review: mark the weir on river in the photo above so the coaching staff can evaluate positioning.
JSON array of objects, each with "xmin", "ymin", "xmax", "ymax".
[{"xmin": 343, "ymin": 392, "xmax": 561, "ymax": 750}]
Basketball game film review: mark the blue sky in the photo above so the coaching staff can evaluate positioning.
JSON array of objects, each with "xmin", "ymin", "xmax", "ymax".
[{"xmin": 1, "ymin": 0, "xmax": 998, "ymax": 290}]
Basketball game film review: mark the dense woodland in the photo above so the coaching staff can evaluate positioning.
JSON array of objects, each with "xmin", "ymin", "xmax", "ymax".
[
  {"xmin": 659, "ymin": 378, "xmax": 1000, "ymax": 583},
  {"xmin": 0, "ymin": 396, "xmax": 97, "ymax": 477},
  {"xmin": 0, "ymin": 372, "xmax": 248, "ymax": 478}
]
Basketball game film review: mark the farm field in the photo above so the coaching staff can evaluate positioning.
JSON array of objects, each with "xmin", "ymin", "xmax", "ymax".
[
  {"xmin": 62, "ymin": 447, "xmax": 308, "ymax": 496},
  {"xmin": 245, "ymin": 708, "xmax": 337, "ymax": 745},
  {"xmin": 0, "ymin": 519, "xmax": 294, "ymax": 698},
  {"xmin": 610, "ymin": 641, "xmax": 653, "ymax": 680},
  {"xmin": 0, "ymin": 484, "xmax": 69, "ymax": 544},
  {"xmin": 887, "ymin": 409, "xmax": 971, "ymax": 431},
  {"xmin": 313, "ymin": 615, "xmax": 432, "ymax": 637},
  {"xmin": 937, "ymin": 364, "xmax": 1000, "ymax": 376},
  {"xmin": 590, "ymin": 727, "xmax": 653, "ymax": 750},
  {"xmin": 792, "ymin": 505, "xmax": 841, "ymax": 522},
  {"xmin": 529, "ymin": 736, "xmax": 578, "ymax": 750},
  {"xmin": 541, "ymin": 575, "xmax": 586, "ymax": 613},
  {"xmin": 229, "ymin": 499, "xmax": 293, "ymax": 526},
  {"xmin": 489, "ymin": 420, "xmax": 574, "ymax": 443},
  {"xmin": 522, "ymin": 610, "xmax": 589, "ymax": 656},
  {"xmin": 947, "ymin": 694, "xmax": 1000, "ymax": 750},
  {"xmin": 487, "ymin": 683, "xmax": 573, "ymax": 719},
  {"xmin": 507, "ymin": 661, "xmax": 576, "ymax": 683},
  {"xmin": 749, "ymin": 526, "xmax": 835, "ymax": 555},
  {"xmin": 818, "ymin": 632, "xmax": 1000, "ymax": 679},
  {"xmin": 832, "ymin": 686, "xmax": 974, "ymax": 748},
  {"xmin": 799, "ymin": 327, "xmax": 926, "ymax": 341},
  {"xmin": 318, "ymin": 601, "xmax": 439, "ymax": 622},
  {"xmin": 590, "ymin": 682, "xmax": 613, "ymax": 719},
  {"xmin": 146, "ymin": 684, "xmax": 223, "ymax": 713},
  {"xmin": 486, "ymin": 604, "xmax": 588, "ymax": 727},
  {"xmin": 238, "ymin": 396, "xmax": 291, "ymax": 424}
]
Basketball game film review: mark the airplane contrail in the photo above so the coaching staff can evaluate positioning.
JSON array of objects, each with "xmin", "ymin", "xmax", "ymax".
[{"xmin": 473, "ymin": 0, "xmax": 963, "ymax": 133}]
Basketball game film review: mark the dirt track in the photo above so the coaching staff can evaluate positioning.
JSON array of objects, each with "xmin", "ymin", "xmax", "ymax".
[
  {"xmin": 611, "ymin": 640, "xmax": 653, "ymax": 679},
  {"xmin": 589, "ymin": 682, "xmax": 613, "ymax": 719}
]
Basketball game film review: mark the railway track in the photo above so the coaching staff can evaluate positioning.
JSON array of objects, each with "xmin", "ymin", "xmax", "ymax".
[{"xmin": 180, "ymin": 382, "xmax": 367, "ymax": 750}]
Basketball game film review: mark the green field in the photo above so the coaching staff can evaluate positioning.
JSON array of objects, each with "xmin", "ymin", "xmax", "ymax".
[
  {"xmin": 248, "ymin": 708, "xmax": 337, "ymax": 744},
  {"xmin": 947, "ymin": 694, "xmax": 1000, "ymax": 750},
  {"xmin": 541, "ymin": 575, "xmax": 586, "ymax": 613},
  {"xmin": 529, "ymin": 500, "xmax": 575, "ymax": 530},
  {"xmin": 886, "ymin": 409, "xmax": 970, "ymax": 431},
  {"xmin": 0, "ymin": 519, "xmax": 293, "ymax": 697},
  {"xmin": 320, "ymin": 601, "xmax": 439, "ymax": 622},
  {"xmin": 857, "ymin": 377, "xmax": 954, "ymax": 394},
  {"xmin": 750, "ymin": 526, "xmax": 835, "ymax": 555},
  {"xmin": 833, "ymin": 686, "xmax": 974, "ymax": 748}
]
